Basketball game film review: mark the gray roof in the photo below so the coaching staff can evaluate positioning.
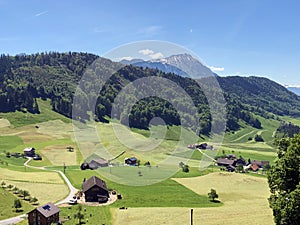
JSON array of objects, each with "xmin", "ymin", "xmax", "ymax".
[
  {"xmin": 217, "ymin": 158, "xmax": 235, "ymax": 165},
  {"xmin": 36, "ymin": 202, "xmax": 59, "ymax": 218},
  {"xmin": 82, "ymin": 176, "xmax": 108, "ymax": 193}
]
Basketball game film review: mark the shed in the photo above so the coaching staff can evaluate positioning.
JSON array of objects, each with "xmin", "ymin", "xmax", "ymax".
[{"xmin": 125, "ymin": 157, "xmax": 137, "ymax": 166}]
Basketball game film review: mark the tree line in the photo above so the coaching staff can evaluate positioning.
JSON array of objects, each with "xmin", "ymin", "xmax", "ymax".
[{"xmin": 1, "ymin": 52, "xmax": 300, "ymax": 135}]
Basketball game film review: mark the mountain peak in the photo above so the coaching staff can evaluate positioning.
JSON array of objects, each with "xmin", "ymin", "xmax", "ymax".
[{"xmin": 119, "ymin": 53, "xmax": 214, "ymax": 78}]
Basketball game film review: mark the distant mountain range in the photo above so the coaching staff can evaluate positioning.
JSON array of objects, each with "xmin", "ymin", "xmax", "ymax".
[
  {"xmin": 120, "ymin": 53, "xmax": 216, "ymax": 78},
  {"xmin": 285, "ymin": 86, "xmax": 300, "ymax": 96}
]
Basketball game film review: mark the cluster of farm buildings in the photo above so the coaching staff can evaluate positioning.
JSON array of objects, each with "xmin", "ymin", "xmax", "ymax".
[
  {"xmin": 189, "ymin": 143, "xmax": 270, "ymax": 172},
  {"xmin": 216, "ymin": 154, "xmax": 269, "ymax": 172}
]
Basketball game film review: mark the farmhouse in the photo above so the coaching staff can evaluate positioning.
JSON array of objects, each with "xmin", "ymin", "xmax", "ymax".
[
  {"xmin": 125, "ymin": 157, "xmax": 138, "ymax": 166},
  {"xmin": 28, "ymin": 202, "xmax": 60, "ymax": 225},
  {"xmin": 82, "ymin": 176, "xmax": 109, "ymax": 203},
  {"xmin": 24, "ymin": 147, "xmax": 35, "ymax": 157}
]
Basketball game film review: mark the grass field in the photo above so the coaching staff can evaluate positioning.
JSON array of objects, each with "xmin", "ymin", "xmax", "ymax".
[
  {"xmin": 0, "ymin": 167, "xmax": 64, "ymax": 184},
  {"xmin": 5, "ymin": 181, "xmax": 68, "ymax": 204},
  {"xmin": 65, "ymin": 169, "xmax": 221, "ymax": 208},
  {"xmin": 55, "ymin": 205, "xmax": 112, "ymax": 225},
  {"xmin": 172, "ymin": 172, "xmax": 274, "ymax": 225},
  {"xmin": 112, "ymin": 172, "xmax": 274, "ymax": 225},
  {"xmin": 41, "ymin": 145, "xmax": 77, "ymax": 166},
  {"xmin": 0, "ymin": 99, "xmax": 71, "ymax": 128},
  {"xmin": 0, "ymin": 167, "xmax": 68, "ymax": 209},
  {"xmin": 0, "ymin": 188, "xmax": 33, "ymax": 220}
]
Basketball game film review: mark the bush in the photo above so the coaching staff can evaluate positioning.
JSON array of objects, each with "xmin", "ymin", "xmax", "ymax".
[
  {"xmin": 182, "ymin": 165, "xmax": 189, "ymax": 173},
  {"xmin": 208, "ymin": 189, "xmax": 219, "ymax": 202},
  {"xmin": 254, "ymin": 134, "xmax": 264, "ymax": 142}
]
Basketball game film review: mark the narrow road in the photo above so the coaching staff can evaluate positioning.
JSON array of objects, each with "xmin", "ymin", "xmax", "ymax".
[
  {"xmin": 198, "ymin": 149, "xmax": 217, "ymax": 162},
  {"xmin": 0, "ymin": 158, "xmax": 78, "ymax": 225},
  {"xmin": 0, "ymin": 216, "xmax": 25, "ymax": 225}
]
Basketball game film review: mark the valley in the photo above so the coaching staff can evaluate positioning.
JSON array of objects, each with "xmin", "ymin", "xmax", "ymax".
[{"xmin": 0, "ymin": 98, "xmax": 293, "ymax": 224}]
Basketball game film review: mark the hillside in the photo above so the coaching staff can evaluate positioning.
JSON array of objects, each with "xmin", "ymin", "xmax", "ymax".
[
  {"xmin": 1, "ymin": 52, "xmax": 300, "ymax": 135},
  {"xmin": 218, "ymin": 76, "xmax": 300, "ymax": 117}
]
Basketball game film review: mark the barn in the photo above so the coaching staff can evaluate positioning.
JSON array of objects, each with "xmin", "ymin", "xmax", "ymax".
[{"xmin": 82, "ymin": 176, "xmax": 109, "ymax": 203}]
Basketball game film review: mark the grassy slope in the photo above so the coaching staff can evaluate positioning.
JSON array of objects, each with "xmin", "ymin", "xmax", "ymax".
[
  {"xmin": 65, "ymin": 169, "xmax": 220, "ymax": 208},
  {"xmin": 220, "ymin": 116, "xmax": 280, "ymax": 163},
  {"xmin": 59, "ymin": 205, "xmax": 112, "ymax": 225},
  {"xmin": 114, "ymin": 172, "xmax": 274, "ymax": 225},
  {"xmin": 0, "ymin": 99, "xmax": 71, "ymax": 128},
  {"xmin": 0, "ymin": 187, "xmax": 33, "ymax": 220}
]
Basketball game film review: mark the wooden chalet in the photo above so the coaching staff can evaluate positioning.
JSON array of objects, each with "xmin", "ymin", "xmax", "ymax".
[
  {"xmin": 82, "ymin": 176, "xmax": 109, "ymax": 203},
  {"xmin": 28, "ymin": 202, "xmax": 59, "ymax": 225}
]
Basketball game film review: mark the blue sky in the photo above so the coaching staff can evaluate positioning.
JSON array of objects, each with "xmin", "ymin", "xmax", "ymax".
[{"xmin": 0, "ymin": 0, "xmax": 299, "ymax": 85}]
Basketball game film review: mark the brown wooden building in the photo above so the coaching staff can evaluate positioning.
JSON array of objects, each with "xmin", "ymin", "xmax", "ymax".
[
  {"xmin": 82, "ymin": 176, "xmax": 109, "ymax": 203},
  {"xmin": 28, "ymin": 202, "xmax": 59, "ymax": 225}
]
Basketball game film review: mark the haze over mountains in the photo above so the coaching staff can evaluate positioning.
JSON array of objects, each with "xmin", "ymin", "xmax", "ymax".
[{"xmin": 285, "ymin": 86, "xmax": 300, "ymax": 96}]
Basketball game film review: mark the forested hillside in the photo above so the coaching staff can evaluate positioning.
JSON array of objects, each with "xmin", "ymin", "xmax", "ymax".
[{"xmin": 0, "ymin": 52, "xmax": 299, "ymax": 135}]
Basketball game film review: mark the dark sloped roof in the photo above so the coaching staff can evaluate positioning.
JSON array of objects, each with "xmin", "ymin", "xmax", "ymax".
[
  {"xmin": 252, "ymin": 160, "xmax": 269, "ymax": 167},
  {"xmin": 217, "ymin": 158, "xmax": 235, "ymax": 165},
  {"xmin": 91, "ymin": 157, "xmax": 108, "ymax": 165},
  {"xmin": 36, "ymin": 202, "xmax": 59, "ymax": 218},
  {"xmin": 82, "ymin": 176, "xmax": 108, "ymax": 193},
  {"xmin": 127, "ymin": 157, "xmax": 137, "ymax": 161}
]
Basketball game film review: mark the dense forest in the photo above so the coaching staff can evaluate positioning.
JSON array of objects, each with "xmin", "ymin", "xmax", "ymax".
[
  {"xmin": 275, "ymin": 122, "xmax": 300, "ymax": 138},
  {"xmin": 1, "ymin": 52, "xmax": 300, "ymax": 135}
]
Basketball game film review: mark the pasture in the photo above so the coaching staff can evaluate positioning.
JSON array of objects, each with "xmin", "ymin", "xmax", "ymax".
[
  {"xmin": 0, "ymin": 188, "xmax": 33, "ymax": 220},
  {"xmin": 5, "ymin": 181, "xmax": 68, "ymax": 205},
  {"xmin": 0, "ymin": 167, "xmax": 64, "ymax": 184},
  {"xmin": 0, "ymin": 167, "xmax": 68, "ymax": 207},
  {"xmin": 64, "ymin": 169, "xmax": 220, "ymax": 208},
  {"xmin": 41, "ymin": 145, "xmax": 77, "ymax": 166},
  {"xmin": 172, "ymin": 172, "xmax": 274, "ymax": 225}
]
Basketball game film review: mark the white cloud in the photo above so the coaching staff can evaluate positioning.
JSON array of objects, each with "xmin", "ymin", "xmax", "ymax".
[
  {"xmin": 138, "ymin": 48, "xmax": 164, "ymax": 60},
  {"xmin": 149, "ymin": 52, "xmax": 164, "ymax": 60},
  {"xmin": 118, "ymin": 56, "xmax": 133, "ymax": 61},
  {"xmin": 284, "ymin": 84, "xmax": 300, "ymax": 88},
  {"xmin": 138, "ymin": 49, "xmax": 154, "ymax": 55},
  {"xmin": 35, "ymin": 11, "xmax": 48, "ymax": 17},
  {"xmin": 209, "ymin": 66, "xmax": 225, "ymax": 72}
]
